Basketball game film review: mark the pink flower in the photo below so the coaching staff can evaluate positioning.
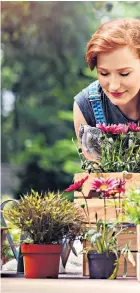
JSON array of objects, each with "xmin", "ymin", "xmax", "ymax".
[
  {"xmin": 117, "ymin": 124, "xmax": 129, "ymax": 134},
  {"xmin": 65, "ymin": 176, "xmax": 88, "ymax": 192},
  {"xmin": 97, "ymin": 123, "xmax": 128, "ymax": 134},
  {"xmin": 118, "ymin": 179, "xmax": 126, "ymax": 187},
  {"xmin": 90, "ymin": 178, "xmax": 120, "ymax": 193},
  {"xmin": 128, "ymin": 122, "xmax": 140, "ymax": 132},
  {"xmin": 106, "ymin": 187, "xmax": 125, "ymax": 197},
  {"xmin": 90, "ymin": 178, "xmax": 126, "ymax": 198}
]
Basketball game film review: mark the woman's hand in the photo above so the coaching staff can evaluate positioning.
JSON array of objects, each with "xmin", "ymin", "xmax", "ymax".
[
  {"xmin": 73, "ymin": 101, "xmax": 100, "ymax": 161},
  {"xmin": 79, "ymin": 124, "xmax": 101, "ymax": 160}
]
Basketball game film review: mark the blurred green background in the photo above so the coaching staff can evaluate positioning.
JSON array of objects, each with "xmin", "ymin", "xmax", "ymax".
[{"xmin": 1, "ymin": 1, "xmax": 140, "ymax": 199}]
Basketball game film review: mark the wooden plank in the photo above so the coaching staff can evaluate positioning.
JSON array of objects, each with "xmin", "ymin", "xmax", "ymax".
[
  {"xmin": 117, "ymin": 226, "xmax": 137, "ymax": 251},
  {"xmin": 74, "ymin": 173, "xmax": 140, "ymax": 198},
  {"xmin": 75, "ymin": 197, "xmax": 128, "ymax": 222}
]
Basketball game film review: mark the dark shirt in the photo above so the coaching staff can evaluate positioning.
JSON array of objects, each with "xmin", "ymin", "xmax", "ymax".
[{"xmin": 74, "ymin": 80, "xmax": 137, "ymax": 126}]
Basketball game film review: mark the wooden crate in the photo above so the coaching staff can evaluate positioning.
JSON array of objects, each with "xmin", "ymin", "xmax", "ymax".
[
  {"xmin": 83, "ymin": 240, "xmax": 137, "ymax": 277},
  {"xmin": 74, "ymin": 173, "xmax": 140, "ymax": 198},
  {"xmin": 74, "ymin": 173, "xmax": 140, "ymax": 222}
]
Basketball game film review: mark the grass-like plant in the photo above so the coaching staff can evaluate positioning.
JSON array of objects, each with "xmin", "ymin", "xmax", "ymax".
[{"xmin": 3, "ymin": 190, "xmax": 83, "ymax": 245}]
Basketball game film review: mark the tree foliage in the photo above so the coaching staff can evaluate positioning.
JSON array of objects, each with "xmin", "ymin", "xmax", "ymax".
[{"xmin": 1, "ymin": 1, "xmax": 140, "ymax": 197}]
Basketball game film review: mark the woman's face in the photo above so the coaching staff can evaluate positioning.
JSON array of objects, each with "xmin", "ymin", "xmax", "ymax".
[{"xmin": 97, "ymin": 46, "xmax": 140, "ymax": 107}]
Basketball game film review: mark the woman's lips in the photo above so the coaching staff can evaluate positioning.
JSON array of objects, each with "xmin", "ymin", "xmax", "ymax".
[{"xmin": 110, "ymin": 91, "xmax": 126, "ymax": 98}]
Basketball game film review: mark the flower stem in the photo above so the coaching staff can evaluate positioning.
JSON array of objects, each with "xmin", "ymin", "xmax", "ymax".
[
  {"xmin": 81, "ymin": 191, "xmax": 91, "ymax": 227},
  {"xmin": 113, "ymin": 198, "xmax": 118, "ymax": 220},
  {"xmin": 126, "ymin": 136, "xmax": 137, "ymax": 162},
  {"xmin": 103, "ymin": 196, "xmax": 107, "ymax": 223},
  {"xmin": 119, "ymin": 193, "xmax": 121, "ymax": 215},
  {"xmin": 118, "ymin": 135, "xmax": 123, "ymax": 162},
  {"xmin": 82, "ymin": 206, "xmax": 89, "ymax": 223}
]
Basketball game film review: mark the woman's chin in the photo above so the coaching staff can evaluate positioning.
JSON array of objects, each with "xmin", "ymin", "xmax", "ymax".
[{"xmin": 109, "ymin": 98, "xmax": 124, "ymax": 106}]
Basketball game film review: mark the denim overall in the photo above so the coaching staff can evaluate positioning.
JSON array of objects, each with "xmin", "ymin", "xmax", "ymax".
[{"xmin": 88, "ymin": 80, "xmax": 106, "ymax": 124}]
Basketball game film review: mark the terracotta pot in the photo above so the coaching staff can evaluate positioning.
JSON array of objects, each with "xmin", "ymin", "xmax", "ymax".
[{"xmin": 21, "ymin": 244, "xmax": 62, "ymax": 278}]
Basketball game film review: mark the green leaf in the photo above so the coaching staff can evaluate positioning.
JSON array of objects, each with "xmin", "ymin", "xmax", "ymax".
[
  {"xmin": 123, "ymin": 257, "xmax": 127, "ymax": 278},
  {"xmin": 128, "ymin": 250, "xmax": 135, "ymax": 267}
]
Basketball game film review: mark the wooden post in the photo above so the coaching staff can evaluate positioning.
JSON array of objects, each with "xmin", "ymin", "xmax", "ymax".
[{"xmin": 137, "ymin": 225, "xmax": 140, "ymax": 281}]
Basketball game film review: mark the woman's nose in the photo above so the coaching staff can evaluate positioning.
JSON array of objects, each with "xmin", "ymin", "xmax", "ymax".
[{"xmin": 109, "ymin": 76, "xmax": 121, "ymax": 91}]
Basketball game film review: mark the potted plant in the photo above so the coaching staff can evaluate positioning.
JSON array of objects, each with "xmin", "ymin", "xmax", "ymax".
[
  {"xmin": 78, "ymin": 122, "xmax": 140, "ymax": 174},
  {"xmin": 83, "ymin": 218, "xmax": 132, "ymax": 279},
  {"xmin": 3, "ymin": 190, "xmax": 83, "ymax": 278},
  {"xmin": 65, "ymin": 176, "xmax": 135, "ymax": 279}
]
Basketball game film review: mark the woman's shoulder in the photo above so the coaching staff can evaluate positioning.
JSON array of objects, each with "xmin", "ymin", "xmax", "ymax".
[
  {"xmin": 73, "ymin": 81, "xmax": 99, "ymax": 126},
  {"xmin": 74, "ymin": 80, "xmax": 100, "ymax": 102}
]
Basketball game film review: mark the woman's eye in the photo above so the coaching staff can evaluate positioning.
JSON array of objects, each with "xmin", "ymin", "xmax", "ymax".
[
  {"xmin": 100, "ymin": 72, "xmax": 109, "ymax": 76},
  {"xmin": 99, "ymin": 72, "xmax": 130, "ymax": 77},
  {"xmin": 120, "ymin": 73, "xmax": 130, "ymax": 76}
]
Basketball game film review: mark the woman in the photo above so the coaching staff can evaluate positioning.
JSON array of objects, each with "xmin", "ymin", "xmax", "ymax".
[{"xmin": 73, "ymin": 18, "xmax": 140, "ymax": 160}]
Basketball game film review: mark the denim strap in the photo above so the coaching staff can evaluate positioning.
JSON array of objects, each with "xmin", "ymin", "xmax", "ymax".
[{"xmin": 88, "ymin": 80, "xmax": 106, "ymax": 124}]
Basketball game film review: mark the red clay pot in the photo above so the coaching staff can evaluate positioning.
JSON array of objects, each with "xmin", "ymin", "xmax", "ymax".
[{"xmin": 21, "ymin": 244, "xmax": 62, "ymax": 278}]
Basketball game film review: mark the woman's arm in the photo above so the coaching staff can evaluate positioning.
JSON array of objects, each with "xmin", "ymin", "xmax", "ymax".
[{"xmin": 73, "ymin": 101, "xmax": 98, "ymax": 161}]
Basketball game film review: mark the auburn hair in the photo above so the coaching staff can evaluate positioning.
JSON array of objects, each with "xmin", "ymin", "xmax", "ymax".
[{"xmin": 86, "ymin": 18, "xmax": 140, "ymax": 70}]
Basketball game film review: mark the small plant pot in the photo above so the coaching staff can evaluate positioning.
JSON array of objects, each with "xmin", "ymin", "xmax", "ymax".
[
  {"xmin": 87, "ymin": 251, "xmax": 117, "ymax": 279},
  {"xmin": 21, "ymin": 244, "xmax": 62, "ymax": 278}
]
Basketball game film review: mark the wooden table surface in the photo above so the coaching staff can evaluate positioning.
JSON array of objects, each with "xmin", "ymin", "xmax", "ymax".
[{"xmin": 1, "ymin": 274, "xmax": 140, "ymax": 293}]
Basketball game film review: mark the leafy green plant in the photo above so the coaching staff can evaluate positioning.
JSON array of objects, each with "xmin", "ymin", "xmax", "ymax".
[
  {"xmin": 3, "ymin": 190, "xmax": 83, "ymax": 245},
  {"xmin": 123, "ymin": 187, "xmax": 140, "ymax": 225},
  {"xmin": 76, "ymin": 123, "xmax": 140, "ymax": 173}
]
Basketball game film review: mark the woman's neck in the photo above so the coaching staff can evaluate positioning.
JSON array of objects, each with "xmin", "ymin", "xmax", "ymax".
[{"xmin": 118, "ymin": 93, "xmax": 140, "ymax": 121}]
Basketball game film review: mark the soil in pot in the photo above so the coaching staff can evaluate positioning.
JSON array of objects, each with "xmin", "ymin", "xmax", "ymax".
[{"xmin": 87, "ymin": 251, "xmax": 117, "ymax": 279}]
